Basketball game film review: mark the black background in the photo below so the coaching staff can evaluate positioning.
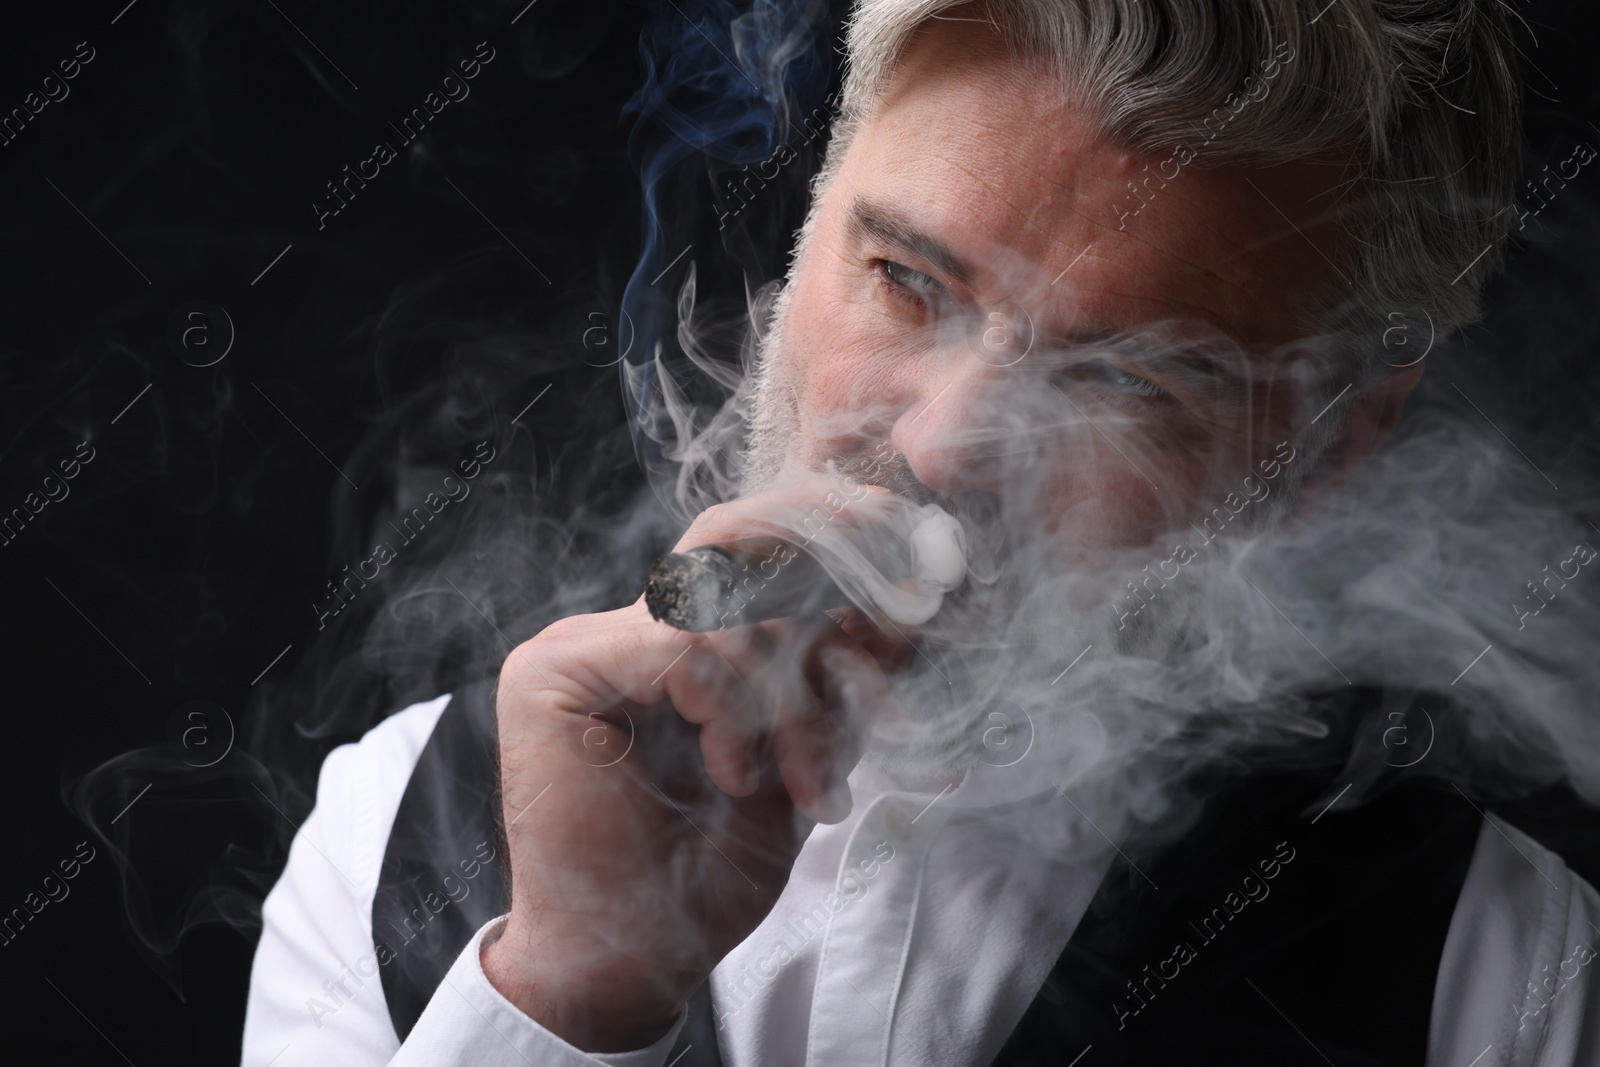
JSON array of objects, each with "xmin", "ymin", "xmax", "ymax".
[{"xmin": 2, "ymin": 1, "xmax": 1598, "ymax": 1063}]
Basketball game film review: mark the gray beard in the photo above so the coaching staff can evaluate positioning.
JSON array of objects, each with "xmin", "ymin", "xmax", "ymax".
[
  {"xmin": 743, "ymin": 280, "xmax": 804, "ymax": 493},
  {"xmin": 736, "ymin": 278, "xmax": 1351, "ymax": 786}
]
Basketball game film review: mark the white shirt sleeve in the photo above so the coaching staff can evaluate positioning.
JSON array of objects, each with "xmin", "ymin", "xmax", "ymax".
[
  {"xmin": 389, "ymin": 915, "xmax": 686, "ymax": 1067},
  {"xmin": 240, "ymin": 695, "xmax": 684, "ymax": 1067},
  {"xmin": 1429, "ymin": 813, "xmax": 1600, "ymax": 1067}
]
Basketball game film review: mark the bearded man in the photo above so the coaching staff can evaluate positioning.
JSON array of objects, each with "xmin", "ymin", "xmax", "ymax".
[{"xmin": 242, "ymin": 2, "xmax": 1600, "ymax": 1065}]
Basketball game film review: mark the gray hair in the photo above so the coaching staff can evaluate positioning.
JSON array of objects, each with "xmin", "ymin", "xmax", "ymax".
[{"xmin": 808, "ymin": 0, "xmax": 1521, "ymax": 350}]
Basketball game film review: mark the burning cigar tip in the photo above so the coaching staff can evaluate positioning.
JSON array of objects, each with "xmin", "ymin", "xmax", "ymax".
[
  {"xmin": 645, "ymin": 511, "xmax": 969, "ymax": 633},
  {"xmin": 646, "ymin": 537, "xmax": 849, "ymax": 632},
  {"xmin": 645, "ymin": 546, "xmax": 740, "ymax": 632}
]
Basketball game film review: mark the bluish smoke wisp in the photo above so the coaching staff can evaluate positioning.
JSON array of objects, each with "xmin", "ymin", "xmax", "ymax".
[{"xmin": 619, "ymin": 0, "xmax": 832, "ymax": 510}]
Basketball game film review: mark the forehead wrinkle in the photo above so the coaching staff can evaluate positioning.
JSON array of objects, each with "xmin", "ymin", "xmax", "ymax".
[
  {"xmin": 925, "ymin": 152, "xmax": 1061, "ymax": 288},
  {"xmin": 879, "ymin": 92, "xmax": 1117, "ymax": 289},
  {"xmin": 909, "ymin": 149, "xmax": 1205, "ymax": 313},
  {"xmin": 1061, "ymin": 282, "xmax": 1237, "ymax": 338},
  {"xmin": 1011, "ymin": 151, "xmax": 1248, "ymax": 289},
  {"xmin": 856, "ymin": 45, "xmax": 1344, "ymax": 345},
  {"xmin": 1048, "ymin": 208, "xmax": 1246, "ymax": 333},
  {"xmin": 1083, "ymin": 184, "xmax": 1317, "ymax": 336},
  {"xmin": 938, "ymin": 127, "xmax": 1145, "ymax": 293},
  {"xmin": 1116, "ymin": 180, "xmax": 1276, "ymax": 288},
  {"xmin": 1007, "ymin": 190, "xmax": 1254, "ymax": 339},
  {"xmin": 1077, "ymin": 146, "xmax": 1344, "ymax": 296},
  {"xmin": 1013, "ymin": 159, "xmax": 1105, "ymax": 256}
]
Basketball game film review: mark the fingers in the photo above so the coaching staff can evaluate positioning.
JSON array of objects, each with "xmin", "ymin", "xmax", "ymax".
[
  {"xmin": 660, "ymin": 642, "xmax": 762, "ymax": 798},
  {"xmin": 704, "ymin": 619, "xmax": 887, "ymax": 825},
  {"xmin": 813, "ymin": 637, "xmax": 901, "ymax": 738},
  {"xmin": 809, "ymin": 637, "xmax": 905, "ymax": 815},
  {"xmin": 693, "ymin": 622, "xmax": 830, "ymax": 820},
  {"xmin": 772, "ymin": 679, "xmax": 850, "ymax": 823},
  {"xmin": 826, "ymin": 605, "xmax": 916, "ymax": 672},
  {"xmin": 514, "ymin": 601, "xmax": 894, "ymax": 824},
  {"xmin": 755, "ymin": 622, "xmax": 847, "ymax": 823},
  {"xmin": 518, "ymin": 604, "xmax": 719, "ymax": 709}
]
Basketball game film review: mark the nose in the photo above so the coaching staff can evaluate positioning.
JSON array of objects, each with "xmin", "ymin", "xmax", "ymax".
[{"xmin": 889, "ymin": 348, "xmax": 1020, "ymax": 498}]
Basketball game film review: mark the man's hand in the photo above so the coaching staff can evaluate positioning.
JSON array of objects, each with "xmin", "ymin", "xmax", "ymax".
[{"xmin": 481, "ymin": 486, "xmax": 901, "ymax": 1052}]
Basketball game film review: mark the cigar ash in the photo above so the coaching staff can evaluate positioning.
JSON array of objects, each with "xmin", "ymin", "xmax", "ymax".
[{"xmin": 645, "ymin": 538, "xmax": 841, "ymax": 631}]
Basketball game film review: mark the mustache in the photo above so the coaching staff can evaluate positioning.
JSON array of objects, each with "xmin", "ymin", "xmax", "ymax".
[
  {"xmin": 830, "ymin": 442, "xmax": 948, "ymax": 510},
  {"xmin": 827, "ymin": 443, "xmax": 1013, "ymax": 589}
]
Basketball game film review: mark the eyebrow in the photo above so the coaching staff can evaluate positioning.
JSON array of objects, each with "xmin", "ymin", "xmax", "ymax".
[
  {"xmin": 846, "ymin": 196, "xmax": 979, "ymax": 290},
  {"xmin": 845, "ymin": 196, "xmax": 1117, "ymax": 343},
  {"xmin": 844, "ymin": 194, "xmax": 1249, "ymax": 403}
]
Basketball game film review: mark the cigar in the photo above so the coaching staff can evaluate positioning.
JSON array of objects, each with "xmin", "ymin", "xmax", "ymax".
[
  {"xmin": 646, "ymin": 503, "xmax": 969, "ymax": 632},
  {"xmin": 645, "ymin": 538, "xmax": 842, "ymax": 632}
]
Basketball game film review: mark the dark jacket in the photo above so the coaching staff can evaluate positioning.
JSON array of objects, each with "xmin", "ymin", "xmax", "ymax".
[{"xmin": 371, "ymin": 683, "xmax": 1591, "ymax": 1065}]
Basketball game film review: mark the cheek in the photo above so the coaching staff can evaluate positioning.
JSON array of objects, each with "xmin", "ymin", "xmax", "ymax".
[
  {"xmin": 1032, "ymin": 413, "xmax": 1232, "ymax": 559},
  {"xmin": 1037, "ymin": 459, "xmax": 1170, "ymax": 559},
  {"xmin": 779, "ymin": 260, "xmax": 915, "ymax": 448}
]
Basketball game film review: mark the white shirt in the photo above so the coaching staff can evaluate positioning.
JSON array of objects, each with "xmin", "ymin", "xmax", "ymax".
[{"xmin": 241, "ymin": 695, "xmax": 1600, "ymax": 1067}]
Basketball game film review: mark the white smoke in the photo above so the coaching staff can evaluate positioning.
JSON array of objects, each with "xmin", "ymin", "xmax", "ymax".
[{"xmin": 620, "ymin": 237, "xmax": 1600, "ymax": 872}]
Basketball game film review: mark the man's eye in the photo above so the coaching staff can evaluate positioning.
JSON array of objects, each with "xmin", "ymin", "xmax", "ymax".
[
  {"xmin": 879, "ymin": 259, "xmax": 946, "ymax": 302},
  {"xmin": 1100, "ymin": 364, "xmax": 1169, "ymax": 399}
]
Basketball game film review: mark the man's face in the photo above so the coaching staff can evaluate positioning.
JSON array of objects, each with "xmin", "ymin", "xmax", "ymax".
[{"xmin": 752, "ymin": 17, "xmax": 1370, "ymax": 568}]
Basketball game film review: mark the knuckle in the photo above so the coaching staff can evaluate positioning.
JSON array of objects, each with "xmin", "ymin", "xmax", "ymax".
[
  {"xmin": 496, "ymin": 612, "xmax": 612, "ymax": 706},
  {"xmin": 678, "ymin": 503, "xmax": 735, "ymax": 546},
  {"xmin": 497, "ymin": 643, "xmax": 551, "ymax": 706}
]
